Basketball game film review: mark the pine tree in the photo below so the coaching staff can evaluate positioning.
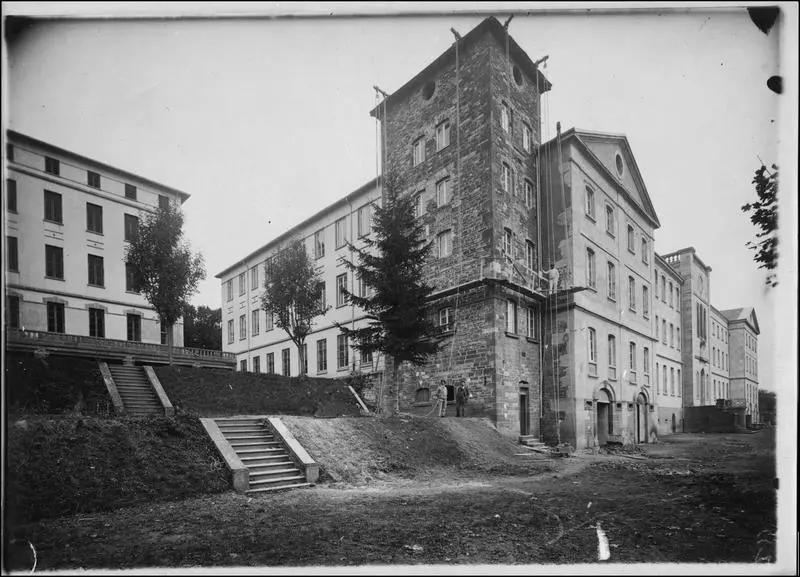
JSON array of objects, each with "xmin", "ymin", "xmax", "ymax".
[
  {"xmin": 341, "ymin": 172, "xmax": 440, "ymax": 413},
  {"xmin": 742, "ymin": 163, "xmax": 778, "ymax": 287}
]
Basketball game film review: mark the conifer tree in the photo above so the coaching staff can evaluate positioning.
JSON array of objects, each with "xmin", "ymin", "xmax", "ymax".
[{"xmin": 341, "ymin": 172, "xmax": 440, "ymax": 413}]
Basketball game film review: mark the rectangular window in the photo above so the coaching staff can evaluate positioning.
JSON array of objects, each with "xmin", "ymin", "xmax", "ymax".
[
  {"xmin": 89, "ymin": 307, "xmax": 105, "ymax": 338},
  {"xmin": 524, "ymin": 179, "xmax": 534, "ymax": 209},
  {"xmin": 126, "ymin": 263, "xmax": 138, "ymax": 292},
  {"xmin": 47, "ymin": 302, "xmax": 65, "ymax": 333},
  {"xmin": 337, "ymin": 334, "xmax": 349, "ymax": 369},
  {"xmin": 413, "ymin": 192, "xmax": 424, "ymax": 218},
  {"xmin": 585, "ymin": 187, "xmax": 595, "ymax": 219},
  {"xmin": 266, "ymin": 352, "xmax": 275, "ymax": 373},
  {"xmin": 661, "ymin": 276, "xmax": 666, "ymax": 302},
  {"xmin": 227, "ymin": 319, "xmax": 235, "ymax": 343},
  {"xmin": 45, "ymin": 245, "xmax": 64, "ymax": 279},
  {"xmin": 670, "ymin": 323, "xmax": 674, "ymax": 347},
  {"xmin": 357, "ymin": 274, "xmax": 368, "ymax": 298},
  {"xmin": 251, "ymin": 309, "xmax": 260, "ymax": 336},
  {"xmin": 677, "ymin": 327, "xmax": 681, "ymax": 350},
  {"xmin": 608, "ymin": 334, "xmax": 616, "ymax": 379},
  {"xmin": 88, "ymin": 254, "xmax": 104, "ymax": 287},
  {"xmin": 358, "ymin": 204, "xmax": 372, "ymax": 237},
  {"xmin": 526, "ymin": 306, "xmax": 538, "ymax": 339},
  {"xmin": 522, "ymin": 122, "xmax": 532, "ymax": 152},
  {"xmin": 335, "ymin": 273, "xmax": 349, "ymax": 307},
  {"xmin": 629, "ymin": 341, "xmax": 637, "ymax": 373},
  {"xmin": 124, "ymin": 214, "xmax": 139, "ymax": 241},
  {"xmin": 126, "ymin": 313, "xmax": 141, "ymax": 342},
  {"xmin": 238, "ymin": 272, "xmax": 246, "ymax": 296},
  {"xmin": 501, "ymin": 101, "xmax": 510, "ymax": 132},
  {"xmin": 251, "ymin": 266, "xmax": 259, "ymax": 290},
  {"xmin": 301, "ymin": 343, "xmax": 308, "ymax": 375},
  {"xmin": 6, "ymin": 179, "xmax": 17, "ymax": 212},
  {"xmin": 412, "ymin": 137, "xmax": 425, "ymax": 166},
  {"xmin": 655, "ymin": 315, "xmax": 659, "ymax": 340},
  {"xmin": 313, "ymin": 229, "xmax": 326, "ymax": 259},
  {"xmin": 588, "ymin": 327, "xmax": 597, "ymax": 375},
  {"xmin": 435, "ymin": 120, "xmax": 451, "ymax": 151},
  {"xmin": 506, "ymin": 300, "xmax": 517, "ymax": 333},
  {"xmin": 282, "ymin": 348, "xmax": 291, "ymax": 376},
  {"xmin": 87, "ymin": 171, "xmax": 101, "ymax": 188},
  {"xmin": 239, "ymin": 314, "xmax": 246, "ymax": 340},
  {"xmin": 627, "ymin": 225, "xmax": 635, "ymax": 253},
  {"xmin": 605, "ymin": 204, "xmax": 615, "ymax": 236},
  {"xmin": 84, "ymin": 203, "xmax": 103, "ymax": 234},
  {"xmin": 437, "ymin": 230, "xmax": 452, "ymax": 258},
  {"xmin": 253, "ymin": 356, "xmax": 261, "ymax": 374},
  {"xmin": 677, "ymin": 369, "xmax": 681, "ymax": 396},
  {"xmin": 45, "ymin": 156, "xmax": 60, "ymax": 175},
  {"xmin": 6, "ymin": 143, "xmax": 14, "ymax": 161},
  {"xmin": 662, "ymin": 319, "xmax": 667, "ymax": 344},
  {"xmin": 628, "ymin": 276, "xmax": 636, "ymax": 311},
  {"xmin": 436, "ymin": 177, "xmax": 450, "ymax": 206},
  {"xmin": 503, "ymin": 228, "xmax": 513, "ymax": 257},
  {"xmin": 641, "ymin": 238, "xmax": 648, "ymax": 264},
  {"xmin": 265, "ymin": 312, "xmax": 274, "ymax": 332},
  {"xmin": 44, "ymin": 190, "xmax": 63, "ymax": 223},
  {"xmin": 7, "ymin": 236, "xmax": 18, "ymax": 271},
  {"xmin": 643, "ymin": 347, "xmax": 650, "ymax": 376},
  {"xmin": 316, "ymin": 281, "xmax": 326, "ymax": 309},
  {"xmin": 670, "ymin": 367, "xmax": 675, "ymax": 396},
  {"xmin": 159, "ymin": 195, "xmax": 170, "ymax": 210},
  {"xmin": 335, "ymin": 217, "xmax": 347, "ymax": 248},
  {"xmin": 586, "ymin": 248, "xmax": 596, "ymax": 289},
  {"xmin": 439, "ymin": 307, "xmax": 453, "ymax": 331},
  {"xmin": 526, "ymin": 240, "xmax": 536, "ymax": 271},
  {"xmin": 607, "ymin": 261, "xmax": 616, "ymax": 300},
  {"xmin": 226, "ymin": 279, "xmax": 233, "ymax": 302},
  {"xmin": 125, "ymin": 183, "xmax": 137, "ymax": 200},
  {"xmin": 668, "ymin": 281, "xmax": 674, "ymax": 308},
  {"xmin": 317, "ymin": 339, "xmax": 328, "ymax": 373},
  {"xmin": 502, "ymin": 163, "xmax": 512, "ymax": 193},
  {"xmin": 7, "ymin": 295, "xmax": 20, "ymax": 329},
  {"xmin": 664, "ymin": 365, "xmax": 669, "ymax": 395},
  {"xmin": 642, "ymin": 285, "xmax": 649, "ymax": 318},
  {"xmin": 240, "ymin": 359, "xmax": 247, "ymax": 373}
]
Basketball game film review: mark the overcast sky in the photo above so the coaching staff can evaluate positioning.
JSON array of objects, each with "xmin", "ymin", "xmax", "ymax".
[{"xmin": 5, "ymin": 4, "xmax": 795, "ymax": 395}]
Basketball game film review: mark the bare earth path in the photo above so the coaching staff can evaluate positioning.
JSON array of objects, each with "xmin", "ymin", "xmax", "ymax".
[{"xmin": 4, "ymin": 430, "xmax": 776, "ymax": 571}]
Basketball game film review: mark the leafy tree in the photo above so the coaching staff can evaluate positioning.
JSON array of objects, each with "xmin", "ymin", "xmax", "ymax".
[
  {"xmin": 742, "ymin": 163, "xmax": 778, "ymax": 287},
  {"xmin": 340, "ymin": 172, "xmax": 440, "ymax": 414},
  {"xmin": 125, "ymin": 201, "xmax": 206, "ymax": 364},
  {"xmin": 182, "ymin": 304, "xmax": 222, "ymax": 350},
  {"xmin": 261, "ymin": 239, "xmax": 329, "ymax": 377}
]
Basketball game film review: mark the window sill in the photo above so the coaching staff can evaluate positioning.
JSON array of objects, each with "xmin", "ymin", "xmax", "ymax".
[
  {"xmin": 44, "ymin": 276, "xmax": 65, "ymax": 282},
  {"xmin": 585, "ymin": 214, "xmax": 596, "ymax": 223},
  {"xmin": 606, "ymin": 231, "xmax": 615, "ymax": 239},
  {"xmin": 608, "ymin": 296, "xmax": 616, "ymax": 303},
  {"xmin": 505, "ymin": 331, "xmax": 519, "ymax": 339},
  {"xmin": 44, "ymin": 219, "xmax": 64, "ymax": 226},
  {"xmin": 628, "ymin": 249, "xmax": 636, "ymax": 255},
  {"xmin": 317, "ymin": 371, "xmax": 328, "ymax": 376},
  {"xmin": 88, "ymin": 283, "xmax": 105, "ymax": 289},
  {"xmin": 337, "ymin": 366, "xmax": 350, "ymax": 372},
  {"xmin": 87, "ymin": 230, "xmax": 104, "ymax": 236},
  {"xmin": 525, "ymin": 337, "xmax": 539, "ymax": 344}
]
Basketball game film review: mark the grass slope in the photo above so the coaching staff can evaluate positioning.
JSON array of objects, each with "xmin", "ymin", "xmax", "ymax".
[
  {"xmin": 5, "ymin": 416, "xmax": 230, "ymax": 525},
  {"xmin": 154, "ymin": 366, "xmax": 362, "ymax": 418}
]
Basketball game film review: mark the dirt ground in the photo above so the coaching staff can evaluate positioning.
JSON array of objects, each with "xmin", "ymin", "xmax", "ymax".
[{"xmin": 4, "ymin": 427, "xmax": 777, "ymax": 571}]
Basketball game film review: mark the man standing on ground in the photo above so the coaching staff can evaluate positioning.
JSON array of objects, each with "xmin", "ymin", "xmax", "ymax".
[
  {"xmin": 436, "ymin": 379, "xmax": 448, "ymax": 417},
  {"xmin": 455, "ymin": 380, "xmax": 468, "ymax": 417}
]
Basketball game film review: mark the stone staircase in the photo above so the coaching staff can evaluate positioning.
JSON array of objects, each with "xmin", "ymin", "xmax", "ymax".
[
  {"xmin": 107, "ymin": 365, "xmax": 163, "ymax": 416},
  {"xmin": 215, "ymin": 418, "xmax": 310, "ymax": 494}
]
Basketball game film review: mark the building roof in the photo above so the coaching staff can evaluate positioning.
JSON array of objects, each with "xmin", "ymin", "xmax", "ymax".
[
  {"xmin": 215, "ymin": 177, "xmax": 379, "ymax": 279},
  {"xmin": 720, "ymin": 307, "xmax": 760, "ymax": 335},
  {"xmin": 541, "ymin": 128, "xmax": 661, "ymax": 229},
  {"xmin": 6, "ymin": 130, "xmax": 191, "ymax": 203},
  {"xmin": 370, "ymin": 16, "xmax": 551, "ymax": 118},
  {"xmin": 659, "ymin": 247, "xmax": 712, "ymax": 272}
]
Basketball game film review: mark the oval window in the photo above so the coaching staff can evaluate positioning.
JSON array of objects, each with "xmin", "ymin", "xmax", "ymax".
[{"xmin": 615, "ymin": 153, "xmax": 624, "ymax": 177}]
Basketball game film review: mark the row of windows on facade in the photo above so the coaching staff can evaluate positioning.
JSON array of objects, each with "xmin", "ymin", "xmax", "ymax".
[
  {"xmin": 584, "ymin": 248, "xmax": 655, "ymax": 319},
  {"xmin": 584, "ymin": 185, "xmax": 651, "ymax": 266},
  {"xmin": 711, "ymin": 345, "xmax": 728, "ymax": 371},
  {"xmin": 587, "ymin": 328, "xmax": 652, "ymax": 385},
  {"xmin": 6, "ymin": 185, "xmax": 143, "ymax": 241},
  {"xmin": 712, "ymin": 378, "xmax": 729, "ymax": 401},
  {"xmin": 4, "ymin": 295, "xmax": 145, "ymax": 341},
  {"xmin": 6, "ymin": 146, "xmax": 168, "ymax": 206},
  {"xmin": 744, "ymin": 332, "xmax": 757, "ymax": 352},
  {"xmin": 6, "ymin": 240, "xmax": 141, "ymax": 293},
  {"xmin": 711, "ymin": 318, "xmax": 729, "ymax": 344},
  {"xmin": 695, "ymin": 302, "xmax": 709, "ymax": 340},
  {"xmin": 654, "ymin": 362, "xmax": 683, "ymax": 397},
  {"xmin": 411, "ymin": 108, "xmax": 536, "ymax": 171},
  {"xmin": 745, "ymin": 354, "xmax": 758, "ymax": 377},
  {"xmin": 236, "ymin": 334, "xmax": 369, "ymax": 376},
  {"xmin": 654, "ymin": 314, "xmax": 682, "ymax": 351}
]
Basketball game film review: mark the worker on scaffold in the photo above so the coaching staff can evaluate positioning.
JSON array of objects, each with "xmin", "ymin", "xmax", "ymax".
[
  {"xmin": 435, "ymin": 379, "xmax": 448, "ymax": 417},
  {"xmin": 546, "ymin": 262, "xmax": 560, "ymax": 294}
]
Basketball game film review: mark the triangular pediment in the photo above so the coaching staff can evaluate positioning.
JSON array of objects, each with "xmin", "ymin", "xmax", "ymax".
[{"xmin": 572, "ymin": 131, "xmax": 660, "ymax": 228}]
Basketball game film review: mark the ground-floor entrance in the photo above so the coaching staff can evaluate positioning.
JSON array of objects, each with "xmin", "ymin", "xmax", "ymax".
[
  {"xmin": 519, "ymin": 387, "xmax": 530, "ymax": 436},
  {"xmin": 635, "ymin": 393, "xmax": 648, "ymax": 443}
]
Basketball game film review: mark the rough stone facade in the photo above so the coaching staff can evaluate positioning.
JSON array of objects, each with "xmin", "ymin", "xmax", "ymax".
[{"xmin": 374, "ymin": 18, "xmax": 549, "ymax": 439}]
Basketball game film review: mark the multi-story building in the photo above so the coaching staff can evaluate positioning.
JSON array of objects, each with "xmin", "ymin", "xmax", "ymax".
[
  {"xmin": 538, "ymin": 128, "xmax": 660, "ymax": 449},
  {"xmin": 709, "ymin": 305, "xmax": 730, "ymax": 403},
  {"xmin": 653, "ymin": 252, "xmax": 683, "ymax": 435},
  {"xmin": 721, "ymin": 307, "xmax": 760, "ymax": 425},
  {"xmin": 661, "ymin": 247, "xmax": 713, "ymax": 406},
  {"xmin": 215, "ymin": 178, "xmax": 381, "ymax": 377}
]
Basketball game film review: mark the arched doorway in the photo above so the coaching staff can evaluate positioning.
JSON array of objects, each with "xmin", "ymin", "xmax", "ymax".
[
  {"xmin": 596, "ymin": 388, "xmax": 613, "ymax": 445},
  {"xmin": 635, "ymin": 393, "xmax": 648, "ymax": 444}
]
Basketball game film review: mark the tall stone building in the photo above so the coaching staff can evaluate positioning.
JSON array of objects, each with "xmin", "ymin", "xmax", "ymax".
[
  {"xmin": 653, "ymin": 252, "xmax": 684, "ymax": 435},
  {"xmin": 721, "ymin": 307, "xmax": 760, "ymax": 425}
]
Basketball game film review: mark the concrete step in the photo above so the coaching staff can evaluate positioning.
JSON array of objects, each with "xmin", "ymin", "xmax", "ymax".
[
  {"xmin": 240, "ymin": 455, "xmax": 290, "ymax": 465},
  {"xmin": 249, "ymin": 474, "xmax": 305, "ymax": 487},
  {"xmin": 219, "ymin": 428, "xmax": 269, "ymax": 435},
  {"xmin": 230, "ymin": 441, "xmax": 282, "ymax": 448},
  {"xmin": 246, "ymin": 482, "xmax": 311, "ymax": 494},
  {"xmin": 247, "ymin": 461, "xmax": 295, "ymax": 471},
  {"xmin": 250, "ymin": 468, "xmax": 302, "ymax": 479},
  {"xmin": 235, "ymin": 448, "xmax": 286, "ymax": 456},
  {"xmin": 224, "ymin": 435, "xmax": 274, "ymax": 441},
  {"xmin": 116, "ymin": 389, "xmax": 156, "ymax": 396}
]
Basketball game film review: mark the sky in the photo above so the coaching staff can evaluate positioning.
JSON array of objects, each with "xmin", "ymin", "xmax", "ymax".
[{"xmin": 4, "ymin": 3, "xmax": 796, "ymax": 397}]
